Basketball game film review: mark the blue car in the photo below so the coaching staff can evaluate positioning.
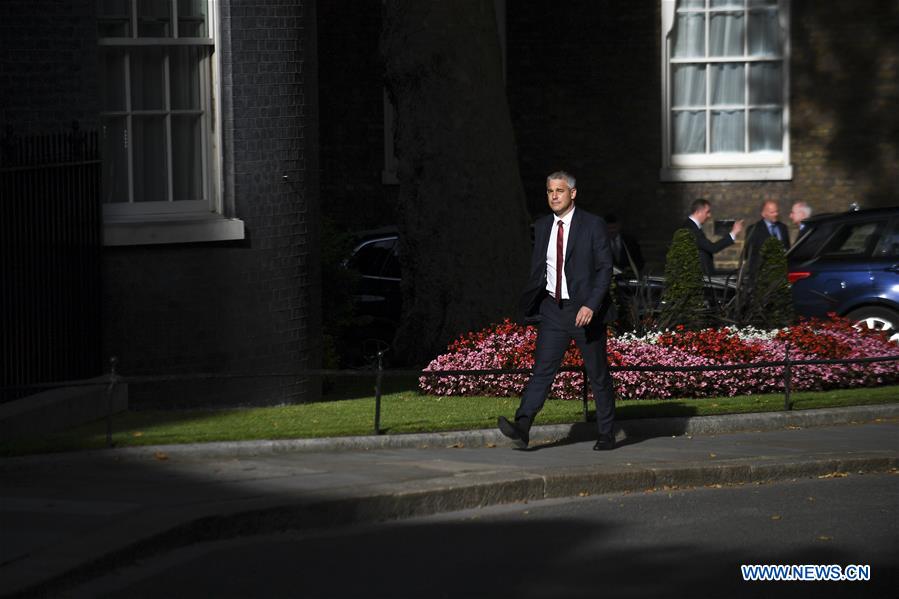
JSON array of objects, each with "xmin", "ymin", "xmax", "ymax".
[{"xmin": 787, "ymin": 207, "xmax": 899, "ymax": 343}]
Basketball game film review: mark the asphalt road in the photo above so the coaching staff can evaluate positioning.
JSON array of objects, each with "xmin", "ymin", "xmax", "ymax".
[{"xmin": 57, "ymin": 472, "xmax": 898, "ymax": 599}]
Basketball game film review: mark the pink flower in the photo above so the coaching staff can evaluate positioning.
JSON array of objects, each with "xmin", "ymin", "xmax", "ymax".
[{"xmin": 419, "ymin": 317, "xmax": 899, "ymax": 400}]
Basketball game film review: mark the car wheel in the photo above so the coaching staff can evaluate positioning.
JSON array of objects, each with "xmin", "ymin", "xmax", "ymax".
[{"xmin": 846, "ymin": 307, "xmax": 899, "ymax": 344}]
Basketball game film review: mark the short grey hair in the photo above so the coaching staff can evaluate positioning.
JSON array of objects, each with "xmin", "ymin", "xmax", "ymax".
[
  {"xmin": 792, "ymin": 201, "xmax": 812, "ymax": 219},
  {"xmin": 546, "ymin": 170, "xmax": 576, "ymax": 189}
]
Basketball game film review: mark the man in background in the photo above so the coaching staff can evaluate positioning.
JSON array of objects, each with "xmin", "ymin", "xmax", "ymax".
[
  {"xmin": 746, "ymin": 199, "xmax": 790, "ymax": 281},
  {"xmin": 789, "ymin": 201, "xmax": 813, "ymax": 242},
  {"xmin": 682, "ymin": 199, "xmax": 744, "ymax": 276}
]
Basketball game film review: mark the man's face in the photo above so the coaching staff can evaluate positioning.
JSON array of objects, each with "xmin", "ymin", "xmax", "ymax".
[
  {"xmin": 547, "ymin": 179, "xmax": 576, "ymax": 216},
  {"xmin": 761, "ymin": 201, "xmax": 779, "ymax": 222},
  {"xmin": 694, "ymin": 205, "xmax": 712, "ymax": 224},
  {"xmin": 789, "ymin": 203, "xmax": 803, "ymax": 225}
]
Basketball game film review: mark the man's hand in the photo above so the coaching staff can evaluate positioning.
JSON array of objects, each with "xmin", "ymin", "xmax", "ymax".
[
  {"xmin": 575, "ymin": 306, "xmax": 594, "ymax": 327},
  {"xmin": 731, "ymin": 219, "xmax": 745, "ymax": 236}
]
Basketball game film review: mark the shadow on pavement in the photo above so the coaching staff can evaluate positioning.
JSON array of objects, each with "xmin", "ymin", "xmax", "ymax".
[{"xmin": 75, "ymin": 516, "xmax": 897, "ymax": 599}]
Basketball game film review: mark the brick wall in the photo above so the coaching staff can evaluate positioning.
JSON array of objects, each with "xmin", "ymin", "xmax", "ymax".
[
  {"xmin": 2, "ymin": 0, "xmax": 320, "ymax": 408},
  {"xmin": 0, "ymin": 0, "xmax": 98, "ymax": 133},
  {"xmin": 101, "ymin": 0, "xmax": 320, "ymax": 408}
]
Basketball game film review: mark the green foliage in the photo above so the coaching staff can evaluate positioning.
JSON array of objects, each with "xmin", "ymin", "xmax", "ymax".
[
  {"xmin": 660, "ymin": 228, "xmax": 707, "ymax": 329},
  {"xmin": 747, "ymin": 236, "xmax": 794, "ymax": 328}
]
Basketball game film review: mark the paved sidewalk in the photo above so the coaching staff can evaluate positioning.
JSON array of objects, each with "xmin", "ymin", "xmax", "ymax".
[{"xmin": 1, "ymin": 405, "xmax": 898, "ymax": 598}]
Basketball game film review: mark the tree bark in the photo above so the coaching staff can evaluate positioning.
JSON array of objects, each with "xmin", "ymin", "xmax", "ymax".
[{"xmin": 381, "ymin": 0, "xmax": 532, "ymax": 366}]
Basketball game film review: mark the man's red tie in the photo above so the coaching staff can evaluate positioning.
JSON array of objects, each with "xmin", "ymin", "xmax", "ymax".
[{"xmin": 556, "ymin": 220, "xmax": 564, "ymax": 304}]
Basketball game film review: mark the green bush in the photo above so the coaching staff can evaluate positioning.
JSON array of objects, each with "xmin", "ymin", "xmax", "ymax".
[
  {"xmin": 660, "ymin": 228, "xmax": 707, "ymax": 330},
  {"xmin": 746, "ymin": 236, "xmax": 794, "ymax": 328}
]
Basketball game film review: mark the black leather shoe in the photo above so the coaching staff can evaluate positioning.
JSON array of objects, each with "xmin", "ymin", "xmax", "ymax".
[
  {"xmin": 497, "ymin": 416, "xmax": 529, "ymax": 449},
  {"xmin": 593, "ymin": 435, "xmax": 615, "ymax": 451}
]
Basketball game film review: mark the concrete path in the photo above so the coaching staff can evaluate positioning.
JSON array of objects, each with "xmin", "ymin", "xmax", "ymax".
[{"xmin": 1, "ymin": 404, "xmax": 897, "ymax": 598}]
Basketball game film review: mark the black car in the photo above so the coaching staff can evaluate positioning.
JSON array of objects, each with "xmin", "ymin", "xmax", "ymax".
[
  {"xmin": 787, "ymin": 207, "xmax": 899, "ymax": 343},
  {"xmin": 343, "ymin": 228, "xmax": 403, "ymax": 326}
]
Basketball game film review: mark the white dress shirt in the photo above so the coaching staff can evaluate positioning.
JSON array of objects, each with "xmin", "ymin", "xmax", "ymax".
[{"xmin": 545, "ymin": 207, "xmax": 575, "ymax": 300}]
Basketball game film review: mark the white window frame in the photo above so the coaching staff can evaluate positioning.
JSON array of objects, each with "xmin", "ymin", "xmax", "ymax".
[
  {"xmin": 98, "ymin": 0, "xmax": 243, "ymax": 245},
  {"xmin": 660, "ymin": 0, "xmax": 792, "ymax": 182}
]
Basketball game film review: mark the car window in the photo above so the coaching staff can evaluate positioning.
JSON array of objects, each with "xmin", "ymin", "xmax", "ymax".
[
  {"xmin": 381, "ymin": 243, "xmax": 401, "ymax": 279},
  {"xmin": 788, "ymin": 223, "xmax": 833, "ymax": 262},
  {"xmin": 819, "ymin": 221, "xmax": 882, "ymax": 259},
  {"xmin": 347, "ymin": 238, "xmax": 396, "ymax": 277},
  {"xmin": 872, "ymin": 219, "xmax": 899, "ymax": 259}
]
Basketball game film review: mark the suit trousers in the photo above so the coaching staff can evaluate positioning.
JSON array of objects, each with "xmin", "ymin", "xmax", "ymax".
[{"xmin": 516, "ymin": 295, "xmax": 615, "ymax": 437}]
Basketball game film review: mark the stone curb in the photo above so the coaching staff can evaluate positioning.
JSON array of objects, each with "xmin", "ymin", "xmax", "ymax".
[
  {"xmin": 2, "ymin": 403, "xmax": 897, "ymax": 470},
  {"xmin": 6, "ymin": 451, "xmax": 897, "ymax": 599}
]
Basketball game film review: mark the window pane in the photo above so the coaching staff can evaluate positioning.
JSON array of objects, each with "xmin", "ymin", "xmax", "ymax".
[
  {"xmin": 749, "ymin": 10, "xmax": 780, "ymax": 55},
  {"xmin": 749, "ymin": 0, "xmax": 777, "ymax": 6},
  {"xmin": 178, "ymin": 0, "xmax": 207, "ymax": 37},
  {"xmin": 749, "ymin": 109, "xmax": 782, "ymax": 151},
  {"xmin": 100, "ymin": 50, "xmax": 126, "ymax": 111},
  {"xmin": 673, "ymin": 110, "xmax": 706, "ymax": 154},
  {"xmin": 873, "ymin": 220, "xmax": 899, "ymax": 258},
  {"xmin": 382, "ymin": 244, "xmax": 401, "ymax": 278},
  {"xmin": 710, "ymin": 0, "xmax": 744, "ymax": 8},
  {"xmin": 131, "ymin": 48, "xmax": 166, "ymax": 110},
  {"xmin": 749, "ymin": 62, "xmax": 781, "ymax": 104},
  {"xmin": 348, "ymin": 240, "xmax": 395, "ymax": 277},
  {"xmin": 172, "ymin": 116, "xmax": 202, "ymax": 202},
  {"xmin": 673, "ymin": 13, "xmax": 705, "ymax": 58},
  {"xmin": 710, "ymin": 12, "xmax": 744, "ymax": 57},
  {"xmin": 97, "ymin": 0, "xmax": 131, "ymax": 37},
  {"xmin": 710, "ymin": 63, "xmax": 744, "ymax": 105},
  {"xmin": 138, "ymin": 0, "xmax": 172, "ymax": 37},
  {"xmin": 711, "ymin": 109, "xmax": 744, "ymax": 152},
  {"xmin": 132, "ymin": 116, "xmax": 168, "ymax": 202},
  {"xmin": 821, "ymin": 222, "xmax": 880, "ymax": 258},
  {"xmin": 672, "ymin": 64, "xmax": 706, "ymax": 107},
  {"xmin": 170, "ymin": 47, "xmax": 201, "ymax": 110},
  {"xmin": 680, "ymin": 0, "xmax": 705, "ymax": 8},
  {"xmin": 101, "ymin": 117, "xmax": 129, "ymax": 203}
]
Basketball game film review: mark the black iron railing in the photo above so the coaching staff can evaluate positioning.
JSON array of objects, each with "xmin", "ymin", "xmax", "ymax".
[{"xmin": 1, "ymin": 127, "xmax": 102, "ymax": 401}]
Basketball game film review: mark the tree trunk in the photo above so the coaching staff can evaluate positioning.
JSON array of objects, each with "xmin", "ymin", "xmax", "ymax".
[{"xmin": 381, "ymin": 0, "xmax": 532, "ymax": 366}]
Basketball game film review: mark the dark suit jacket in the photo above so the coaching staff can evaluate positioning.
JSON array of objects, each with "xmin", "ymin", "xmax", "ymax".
[
  {"xmin": 519, "ymin": 208, "xmax": 616, "ymax": 324},
  {"xmin": 745, "ymin": 219, "xmax": 790, "ymax": 276},
  {"xmin": 681, "ymin": 217, "xmax": 734, "ymax": 276}
]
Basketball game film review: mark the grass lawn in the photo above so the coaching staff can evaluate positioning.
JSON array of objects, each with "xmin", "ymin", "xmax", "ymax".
[{"xmin": 2, "ymin": 381, "xmax": 897, "ymax": 457}]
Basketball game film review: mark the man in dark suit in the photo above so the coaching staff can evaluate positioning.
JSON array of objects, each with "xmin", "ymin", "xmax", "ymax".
[
  {"xmin": 745, "ymin": 199, "xmax": 790, "ymax": 279},
  {"xmin": 789, "ymin": 200, "xmax": 812, "ymax": 242},
  {"xmin": 498, "ymin": 171, "xmax": 617, "ymax": 451},
  {"xmin": 682, "ymin": 198, "xmax": 744, "ymax": 276}
]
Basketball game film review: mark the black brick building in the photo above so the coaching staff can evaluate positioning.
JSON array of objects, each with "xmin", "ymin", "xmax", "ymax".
[{"xmin": 1, "ymin": 0, "xmax": 320, "ymax": 407}]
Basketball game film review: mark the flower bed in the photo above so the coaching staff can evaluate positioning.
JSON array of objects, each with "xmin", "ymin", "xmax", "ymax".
[{"xmin": 419, "ymin": 317, "xmax": 899, "ymax": 400}]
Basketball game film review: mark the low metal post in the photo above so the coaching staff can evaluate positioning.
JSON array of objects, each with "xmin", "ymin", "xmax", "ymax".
[
  {"xmin": 373, "ymin": 350, "xmax": 384, "ymax": 435},
  {"xmin": 106, "ymin": 356, "xmax": 119, "ymax": 447},
  {"xmin": 582, "ymin": 367, "xmax": 589, "ymax": 422},
  {"xmin": 783, "ymin": 342, "xmax": 792, "ymax": 411}
]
